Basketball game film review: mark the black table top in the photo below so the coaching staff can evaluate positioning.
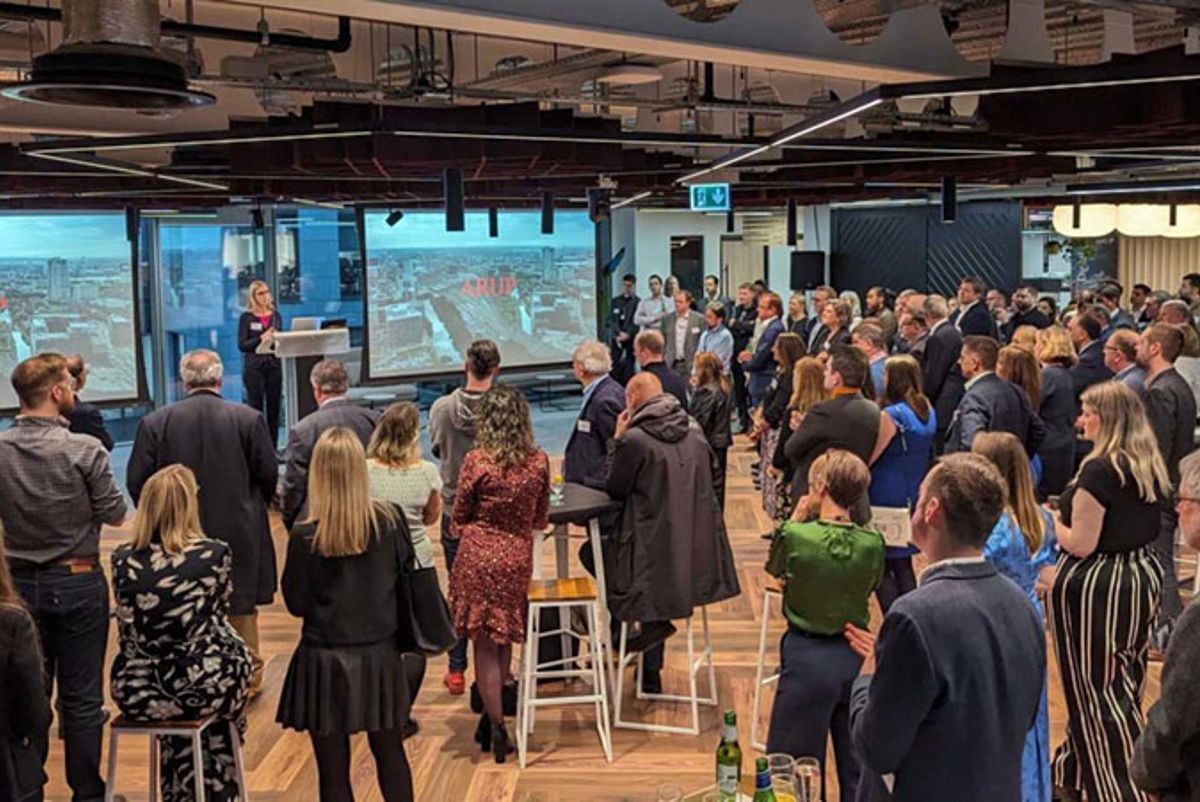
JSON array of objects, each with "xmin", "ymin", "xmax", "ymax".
[{"xmin": 548, "ymin": 482, "xmax": 622, "ymax": 526}]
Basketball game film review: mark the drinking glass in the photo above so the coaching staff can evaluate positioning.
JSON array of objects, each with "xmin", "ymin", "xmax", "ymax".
[
  {"xmin": 771, "ymin": 776, "xmax": 799, "ymax": 802},
  {"xmin": 657, "ymin": 784, "xmax": 683, "ymax": 802},
  {"xmin": 765, "ymin": 753, "xmax": 796, "ymax": 780},
  {"xmin": 550, "ymin": 474, "xmax": 565, "ymax": 506},
  {"xmin": 794, "ymin": 757, "xmax": 821, "ymax": 802}
]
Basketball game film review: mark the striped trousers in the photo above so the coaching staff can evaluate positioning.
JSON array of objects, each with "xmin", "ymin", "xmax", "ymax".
[{"xmin": 1049, "ymin": 546, "xmax": 1163, "ymax": 802}]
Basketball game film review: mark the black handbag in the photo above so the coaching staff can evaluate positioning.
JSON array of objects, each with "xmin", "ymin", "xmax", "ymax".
[{"xmin": 394, "ymin": 513, "xmax": 457, "ymax": 656}]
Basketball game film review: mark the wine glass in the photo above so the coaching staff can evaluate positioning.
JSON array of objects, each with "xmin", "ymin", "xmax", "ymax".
[
  {"xmin": 550, "ymin": 474, "xmax": 565, "ymax": 506},
  {"xmin": 794, "ymin": 757, "xmax": 821, "ymax": 802}
]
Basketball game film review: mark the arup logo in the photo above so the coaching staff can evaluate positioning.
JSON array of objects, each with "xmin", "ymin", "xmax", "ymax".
[
  {"xmin": 461, "ymin": 277, "xmax": 517, "ymax": 297},
  {"xmin": 689, "ymin": 183, "xmax": 731, "ymax": 212}
]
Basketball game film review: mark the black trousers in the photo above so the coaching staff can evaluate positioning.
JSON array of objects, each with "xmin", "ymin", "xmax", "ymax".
[
  {"xmin": 731, "ymin": 356, "xmax": 751, "ymax": 429},
  {"xmin": 579, "ymin": 539, "xmax": 664, "ymax": 675},
  {"xmin": 713, "ymin": 447, "xmax": 728, "ymax": 512},
  {"xmin": 11, "ymin": 564, "xmax": 110, "ymax": 802},
  {"xmin": 243, "ymin": 357, "xmax": 282, "ymax": 448},
  {"xmin": 874, "ymin": 556, "xmax": 917, "ymax": 614},
  {"xmin": 440, "ymin": 510, "xmax": 469, "ymax": 673}
]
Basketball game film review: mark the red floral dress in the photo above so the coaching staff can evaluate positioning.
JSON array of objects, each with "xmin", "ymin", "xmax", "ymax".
[{"xmin": 447, "ymin": 448, "xmax": 550, "ymax": 644}]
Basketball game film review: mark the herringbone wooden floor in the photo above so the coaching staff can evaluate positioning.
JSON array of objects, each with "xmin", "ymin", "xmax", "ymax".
[{"xmin": 45, "ymin": 436, "xmax": 1173, "ymax": 801}]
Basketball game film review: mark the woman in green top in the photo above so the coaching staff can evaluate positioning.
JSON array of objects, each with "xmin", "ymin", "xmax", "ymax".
[{"xmin": 765, "ymin": 449, "xmax": 884, "ymax": 802}]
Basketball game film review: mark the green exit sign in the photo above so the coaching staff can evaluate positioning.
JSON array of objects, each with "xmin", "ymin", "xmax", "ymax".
[{"xmin": 689, "ymin": 183, "xmax": 731, "ymax": 212}]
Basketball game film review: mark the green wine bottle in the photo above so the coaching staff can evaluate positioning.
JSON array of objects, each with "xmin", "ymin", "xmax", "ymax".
[
  {"xmin": 752, "ymin": 757, "xmax": 777, "ymax": 802},
  {"xmin": 715, "ymin": 709, "xmax": 742, "ymax": 800}
]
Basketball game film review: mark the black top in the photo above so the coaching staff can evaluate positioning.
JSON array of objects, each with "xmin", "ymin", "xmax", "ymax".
[
  {"xmin": 690, "ymin": 382, "xmax": 732, "ymax": 450},
  {"xmin": 641, "ymin": 361, "xmax": 689, "ymax": 412},
  {"xmin": 237, "ymin": 310, "xmax": 284, "ymax": 368},
  {"xmin": 0, "ymin": 604, "xmax": 51, "ymax": 802},
  {"xmin": 282, "ymin": 510, "xmax": 413, "ymax": 648},
  {"xmin": 1061, "ymin": 456, "xmax": 1164, "ymax": 553}
]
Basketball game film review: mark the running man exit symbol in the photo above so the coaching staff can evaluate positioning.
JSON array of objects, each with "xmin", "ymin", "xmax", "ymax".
[{"xmin": 689, "ymin": 183, "xmax": 731, "ymax": 212}]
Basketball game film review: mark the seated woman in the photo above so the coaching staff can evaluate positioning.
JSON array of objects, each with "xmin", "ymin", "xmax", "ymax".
[
  {"xmin": 971, "ymin": 432, "xmax": 1051, "ymax": 802},
  {"xmin": 277, "ymin": 428, "xmax": 416, "ymax": 802},
  {"xmin": 110, "ymin": 464, "xmax": 251, "ymax": 802},
  {"xmin": 366, "ymin": 400, "xmax": 444, "ymax": 737},
  {"xmin": 0, "ymin": 522, "xmax": 52, "ymax": 802},
  {"xmin": 766, "ymin": 450, "xmax": 885, "ymax": 802}
]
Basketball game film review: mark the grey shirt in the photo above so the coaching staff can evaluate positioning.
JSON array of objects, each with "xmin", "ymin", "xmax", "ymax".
[{"xmin": 0, "ymin": 416, "xmax": 126, "ymax": 563}]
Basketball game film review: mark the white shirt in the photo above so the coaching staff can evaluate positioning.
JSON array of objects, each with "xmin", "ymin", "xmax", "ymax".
[{"xmin": 673, "ymin": 315, "xmax": 690, "ymax": 362}]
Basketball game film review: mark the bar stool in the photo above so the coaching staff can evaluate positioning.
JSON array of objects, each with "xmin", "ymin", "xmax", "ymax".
[
  {"xmin": 104, "ymin": 713, "xmax": 248, "ymax": 802},
  {"xmin": 516, "ymin": 576, "xmax": 613, "ymax": 768},
  {"xmin": 751, "ymin": 581, "xmax": 784, "ymax": 752},
  {"xmin": 613, "ymin": 607, "xmax": 717, "ymax": 736}
]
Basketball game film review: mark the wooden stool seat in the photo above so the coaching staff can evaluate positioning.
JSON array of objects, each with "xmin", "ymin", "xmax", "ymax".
[
  {"xmin": 105, "ymin": 713, "xmax": 247, "ymax": 802},
  {"xmin": 528, "ymin": 576, "xmax": 596, "ymax": 603}
]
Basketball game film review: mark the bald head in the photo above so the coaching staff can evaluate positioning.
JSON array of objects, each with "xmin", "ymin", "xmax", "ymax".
[{"xmin": 625, "ymin": 372, "xmax": 663, "ymax": 410}]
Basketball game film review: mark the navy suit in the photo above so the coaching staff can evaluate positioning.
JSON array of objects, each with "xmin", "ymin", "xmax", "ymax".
[
  {"xmin": 922, "ymin": 322, "xmax": 965, "ymax": 444},
  {"xmin": 1068, "ymin": 341, "xmax": 1114, "ymax": 409},
  {"xmin": 69, "ymin": 399, "xmax": 114, "ymax": 451},
  {"xmin": 952, "ymin": 301, "xmax": 996, "ymax": 338},
  {"xmin": 744, "ymin": 318, "xmax": 785, "ymax": 407},
  {"xmin": 1110, "ymin": 308, "xmax": 1136, "ymax": 331},
  {"xmin": 945, "ymin": 373, "xmax": 1046, "ymax": 456},
  {"xmin": 563, "ymin": 374, "xmax": 626, "ymax": 490},
  {"xmin": 641, "ymin": 361, "xmax": 689, "ymax": 412},
  {"xmin": 851, "ymin": 560, "xmax": 1045, "ymax": 802}
]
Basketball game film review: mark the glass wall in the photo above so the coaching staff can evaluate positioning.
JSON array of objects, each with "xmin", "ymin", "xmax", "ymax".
[{"xmin": 274, "ymin": 207, "xmax": 363, "ymax": 346}]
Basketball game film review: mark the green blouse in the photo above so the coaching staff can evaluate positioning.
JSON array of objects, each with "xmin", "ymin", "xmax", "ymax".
[{"xmin": 765, "ymin": 519, "xmax": 885, "ymax": 636}]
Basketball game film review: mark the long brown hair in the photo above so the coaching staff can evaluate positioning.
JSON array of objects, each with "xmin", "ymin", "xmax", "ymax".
[
  {"xmin": 305, "ymin": 428, "xmax": 398, "ymax": 557},
  {"xmin": 131, "ymin": 464, "xmax": 204, "ymax": 554},
  {"xmin": 882, "ymin": 354, "xmax": 931, "ymax": 423},
  {"xmin": 367, "ymin": 401, "xmax": 421, "ymax": 468},
  {"xmin": 789, "ymin": 356, "xmax": 828, "ymax": 414},
  {"xmin": 774, "ymin": 332, "xmax": 806, "ymax": 375},
  {"xmin": 693, "ymin": 351, "xmax": 730, "ymax": 395},
  {"xmin": 971, "ymin": 431, "xmax": 1044, "ymax": 553},
  {"xmin": 475, "ymin": 384, "xmax": 536, "ymax": 470},
  {"xmin": 997, "ymin": 345, "xmax": 1042, "ymax": 408}
]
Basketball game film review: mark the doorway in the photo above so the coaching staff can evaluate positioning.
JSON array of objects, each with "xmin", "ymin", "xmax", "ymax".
[{"xmin": 669, "ymin": 236, "xmax": 704, "ymax": 298}]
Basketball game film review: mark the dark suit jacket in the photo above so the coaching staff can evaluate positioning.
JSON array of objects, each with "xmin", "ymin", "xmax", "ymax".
[
  {"xmin": 946, "ymin": 373, "xmax": 1046, "ymax": 456},
  {"xmin": 1144, "ymin": 367, "xmax": 1198, "ymax": 488},
  {"xmin": 68, "ymin": 399, "xmax": 113, "ymax": 451},
  {"xmin": 952, "ymin": 301, "xmax": 996, "ymax": 338},
  {"xmin": 783, "ymin": 391, "xmax": 880, "ymax": 520},
  {"xmin": 923, "ymin": 322, "xmax": 965, "ymax": 435},
  {"xmin": 0, "ymin": 606, "xmax": 51, "ymax": 802},
  {"xmin": 642, "ymin": 361, "xmax": 689, "ymax": 412},
  {"xmin": 563, "ymin": 374, "xmax": 626, "ymax": 490},
  {"xmin": 127, "ymin": 390, "xmax": 279, "ymax": 615},
  {"xmin": 851, "ymin": 560, "xmax": 1045, "ymax": 802},
  {"xmin": 1002, "ymin": 307, "xmax": 1051, "ymax": 341},
  {"xmin": 662, "ymin": 310, "xmax": 706, "ymax": 373},
  {"xmin": 730, "ymin": 304, "xmax": 758, "ymax": 351},
  {"xmin": 1068, "ymin": 341, "xmax": 1114, "ymax": 409},
  {"xmin": 279, "ymin": 397, "xmax": 379, "ymax": 528},
  {"xmin": 745, "ymin": 318, "xmax": 785, "ymax": 403},
  {"xmin": 1110, "ymin": 308, "xmax": 1136, "ymax": 331}
]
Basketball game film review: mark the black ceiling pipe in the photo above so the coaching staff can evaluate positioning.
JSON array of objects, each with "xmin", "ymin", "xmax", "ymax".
[{"xmin": 0, "ymin": 3, "xmax": 353, "ymax": 53}]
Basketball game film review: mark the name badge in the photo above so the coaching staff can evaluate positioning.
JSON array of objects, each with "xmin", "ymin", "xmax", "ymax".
[
  {"xmin": 250, "ymin": 322, "xmax": 263, "ymax": 331},
  {"xmin": 576, "ymin": 420, "xmax": 592, "ymax": 434},
  {"xmin": 690, "ymin": 327, "xmax": 701, "ymax": 334}
]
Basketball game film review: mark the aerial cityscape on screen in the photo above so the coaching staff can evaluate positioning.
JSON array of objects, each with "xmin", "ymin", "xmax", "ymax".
[
  {"xmin": 0, "ymin": 214, "xmax": 138, "ymax": 408},
  {"xmin": 364, "ymin": 210, "xmax": 597, "ymax": 377}
]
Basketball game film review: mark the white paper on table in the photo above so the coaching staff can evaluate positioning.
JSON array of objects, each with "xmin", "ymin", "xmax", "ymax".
[{"xmin": 870, "ymin": 506, "xmax": 913, "ymax": 549}]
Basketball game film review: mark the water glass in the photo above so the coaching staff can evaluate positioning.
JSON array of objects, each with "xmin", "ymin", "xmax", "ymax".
[
  {"xmin": 771, "ymin": 776, "xmax": 799, "ymax": 802},
  {"xmin": 765, "ymin": 752, "xmax": 797, "ymax": 781},
  {"xmin": 794, "ymin": 757, "xmax": 821, "ymax": 802},
  {"xmin": 550, "ymin": 475, "xmax": 565, "ymax": 506},
  {"xmin": 656, "ymin": 784, "xmax": 683, "ymax": 802}
]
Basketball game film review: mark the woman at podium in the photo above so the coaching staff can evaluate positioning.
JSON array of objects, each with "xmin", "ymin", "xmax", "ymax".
[{"xmin": 238, "ymin": 279, "xmax": 284, "ymax": 448}]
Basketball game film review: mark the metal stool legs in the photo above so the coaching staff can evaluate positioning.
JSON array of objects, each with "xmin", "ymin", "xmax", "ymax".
[
  {"xmin": 104, "ymin": 716, "xmax": 248, "ymax": 802},
  {"xmin": 750, "ymin": 585, "xmax": 783, "ymax": 752}
]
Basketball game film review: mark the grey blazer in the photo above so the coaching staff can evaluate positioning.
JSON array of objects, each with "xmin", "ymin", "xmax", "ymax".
[
  {"xmin": 279, "ymin": 398, "xmax": 379, "ymax": 528},
  {"xmin": 661, "ymin": 310, "xmax": 706, "ymax": 375}
]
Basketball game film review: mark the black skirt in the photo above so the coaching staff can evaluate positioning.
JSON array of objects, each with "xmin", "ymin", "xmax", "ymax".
[{"xmin": 276, "ymin": 640, "xmax": 410, "ymax": 736}]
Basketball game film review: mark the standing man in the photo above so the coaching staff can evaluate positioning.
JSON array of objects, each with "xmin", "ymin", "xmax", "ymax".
[
  {"xmin": 846, "ymin": 454, "xmax": 1044, "ymax": 802},
  {"xmin": 1098, "ymin": 283, "xmax": 1136, "ymax": 331},
  {"xmin": 729, "ymin": 283, "xmax": 758, "ymax": 431},
  {"xmin": 1143, "ymin": 290, "xmax": 1171, "ymax": 330},
  {"xmin": 633, "ymin": 274, "xmax": 671, "ymax": 331},
  {"xmin": 1130, "ymin": 283, "xmax": 1153, "ymax": 330},
  {"xmin": 609, "ymin": 273, "xmax": 640, "ymax": 385},
  {"xmin": 898, "ymin": 311, "xmax": 929, "ymax": 365},
  {"xmin": 661, "ymin": 290, "xmax": 705, "ymax": 378},
  {"xmin": 1179, "ymin": 272, "xmax": 1200, "ymax": 320},
  {"xmin": 1104, "ymin": 329, "xmax": 1146, "ymax": 396},
  {"xmin": 851, "ymin": 323, "xmax": 889, "ymax": 394},
  {"xmin": 65, "ymin": 354, "xmax": 114, "ymax": 451},
  {"xmin": 1067, "ymin": 311, "xmax": 1114, "ymax": 408},
  {"xmin": 805, "ymin": 285, "xmax": 837, "ymax": 352},
  {"xmin": 945, "ymin": 336, "xmax": 1045, "ymax": 456},
  {"xmin": 0, "ymin": 353, "xmax": 127, "ymax": 802},
  {"xmin": 563, "ymin": 340, "xmax": 626, "ymax": 490},
  {"xmin": 1138, "ymin": 324, "xmax": 1198, "ymax": 648},
  {"xmin": 702, "ymin": 273, "xmax": 732, "ymax": 320},
  {"xmin": 696, "ymin": 302, "xmax": 735, "ymax": 375},
  {"xmin": 865, "ymin": 286, "xmax": 897, "ymax": 341},
  {"xmin": 921, "ymin": 295, "xmax": 965, "ymax": 451},
  {"xmin": 633, "ymin": 330, "xmax": 689, "ymax": 411},
  {"xmin": 739, "ymin": 291, "xmax": 785, "ymax": 409},
  {"xmin": 278, "ymin": 359, "xmax": 378, "ymax": 528},
  {"xmin": 428, "ymin": 339, "xmax": 500, "ymax": 695},
  {"xmin": 951, "ymin": 277, "xmax": 996, "ymax": 338},
  {"xmin": 1002, "ymin": 285, "xmax": 1051, "ymax": 341},
  {"xmin": 127, "ymin": 349, "xmax": 278, "ymax": 698}
]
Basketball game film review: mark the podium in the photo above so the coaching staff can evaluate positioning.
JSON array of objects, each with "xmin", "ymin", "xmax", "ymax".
[{"xmin": 272, "ymin": 329, "xmax": 351, "ymax": 431}]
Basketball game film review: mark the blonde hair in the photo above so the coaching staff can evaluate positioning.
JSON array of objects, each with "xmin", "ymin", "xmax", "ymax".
[
  {"xmin": 1078, "ymin": 382, "xmax": 1171, "ymax": 505},
  {"xmin": 246, "ymin": 279, "xmax": 274, "ymax": 315},
  {"xmin": 790, "ymin": 356, "xmax": 828, "ymax": 414},
  {"xmin": 971, "ymin": 432, "xmax": 1044, "ymax": 554},
  {"xmin": 367, "ymin": 401, "xmax": 421, "ymax": 467},
  {"xmin": 1010, "ymin": 325, "xmax": 1038, "ymax": 353},
  {"xmin": 131, "ymin": 464, "xmax": 204, "ymax": 554},
  {"xmin": 1036, "ymin": 325, "xmax": 1077, "ymax": 367},
  {"xmin": 306, "ymin": 428, "xmax": 397, "ymax": 557}
]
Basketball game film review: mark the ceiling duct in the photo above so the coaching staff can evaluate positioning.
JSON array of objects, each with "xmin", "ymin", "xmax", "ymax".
[
  {"xmin": 1, "ymin": 0, "xmax": 215, "ymax": 110},
  {"xmin": 221, "ymin": 37, "xmax": 339, "ymax": 116}
]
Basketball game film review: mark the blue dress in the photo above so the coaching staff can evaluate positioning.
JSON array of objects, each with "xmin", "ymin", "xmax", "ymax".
[
  {"xmin": 984, "ymin": 511, "xmax": 1052, "ymax": 802},
  {"xmin": 867, "ymin": 402, "xmax": 936, "ymax": 558}
]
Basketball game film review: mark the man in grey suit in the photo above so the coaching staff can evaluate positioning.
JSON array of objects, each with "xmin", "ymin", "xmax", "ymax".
[
  {"xmin": 661, "ymin": 290, "xmax": 705, "ymax": 377},
  {"xmin": 279, "ymin": 359, "xmax": 379, "ymax": 529}
]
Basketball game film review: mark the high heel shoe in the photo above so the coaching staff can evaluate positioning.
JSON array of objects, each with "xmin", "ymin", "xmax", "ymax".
[
  {"xmin": 490, "ymin": 720, "xmax": 514, "ymax": 764},
  {"xmin": 473, "ymin": 712, "xmax": 491, "ymax": 752}
]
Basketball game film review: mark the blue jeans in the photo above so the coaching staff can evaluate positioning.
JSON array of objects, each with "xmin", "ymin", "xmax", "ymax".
[
  {"xmin": 441, "ymin": 511, "xmax": 468, "ymax": 674},
  {"xmin": 11, "ymin": 564, "xmax": 110, "ymax": 802}
]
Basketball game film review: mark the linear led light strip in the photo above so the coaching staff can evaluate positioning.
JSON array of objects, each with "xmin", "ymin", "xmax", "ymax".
[
  {"xmin": 677, "ymin": 96, "xmax": 884, "ymax": 184},
  {"xmin": 898, "ymin": 72, "xmax": 1200, "ymax": 100},
  {"xmin": 27, "ymin": 151, "xmax": 230, "ymax": 191},
  {"xmin": 611, "ymin": 190, "xmax": 652, "ymax": 210}
]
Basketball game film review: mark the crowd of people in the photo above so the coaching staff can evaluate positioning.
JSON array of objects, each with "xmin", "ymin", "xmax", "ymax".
[{"xmin": 1, "ymin": 269, "xmax": 1199, "ymax": 802}]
